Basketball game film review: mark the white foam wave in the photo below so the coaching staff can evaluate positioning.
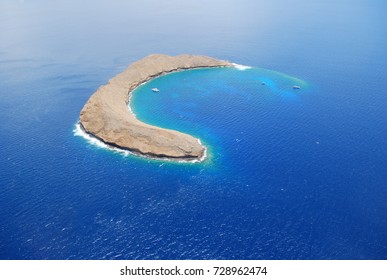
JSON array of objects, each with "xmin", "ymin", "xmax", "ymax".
[
  {"xmin": 232, "ymin": 63, "xmax": 252, "ymax": 71},
  {"xmin": 127, "ymin": 79, "xmax": 152, "ymax": 117},
  {"xmin": 73, "ymin": 123, "xmax": 130, "ymax": 156},
  {"xmin": 127, "ymin": 94, "xmax": 136, "ymax": 117},
  {"xmin": 197, "ymin": 138, "xmax": 208, "ymax": 163}
]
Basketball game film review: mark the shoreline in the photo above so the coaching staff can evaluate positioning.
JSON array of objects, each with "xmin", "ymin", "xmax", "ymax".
[
  {"xmin": 79, "ymin": 54, "xmax": 233, "ymax": 162},
  {"xmin": 74, "ymin": 122, "xmax": 209, "ymax": 163}
]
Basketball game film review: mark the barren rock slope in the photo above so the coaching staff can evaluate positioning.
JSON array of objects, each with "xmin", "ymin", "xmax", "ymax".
[{"xmin": 79, "ymin": 54, "xmax": 232, "ymax": 160}]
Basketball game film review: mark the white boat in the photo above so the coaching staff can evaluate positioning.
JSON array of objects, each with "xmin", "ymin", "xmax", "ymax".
[
  {"xmin": 292, "ymin": 85, "xmax": 301, "ymax": 89},
  {"xmin": 152, "ymin": 88, "xmax": 159, "ymax": 92}
]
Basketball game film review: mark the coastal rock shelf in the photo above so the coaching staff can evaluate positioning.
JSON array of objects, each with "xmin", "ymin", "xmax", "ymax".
[{"xmin": 79, "ymin": 54, "xmax": 233, "ymax": 161}]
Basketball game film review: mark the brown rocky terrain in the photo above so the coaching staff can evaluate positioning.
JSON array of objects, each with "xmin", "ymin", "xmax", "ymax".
[{"xmin": 79, "ymin": 54, "xmax": 232, "ymax": 161}]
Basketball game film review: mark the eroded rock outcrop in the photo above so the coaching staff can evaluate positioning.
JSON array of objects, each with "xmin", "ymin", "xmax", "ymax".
[{"xmin": 79, "ymin": 54, "xmax": 232, "ymax": 161}]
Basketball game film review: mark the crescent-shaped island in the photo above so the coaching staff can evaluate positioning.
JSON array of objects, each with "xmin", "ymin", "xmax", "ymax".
[{"xmin": 79, "ymin": 54, "xmax": 233, "ymax": 161}]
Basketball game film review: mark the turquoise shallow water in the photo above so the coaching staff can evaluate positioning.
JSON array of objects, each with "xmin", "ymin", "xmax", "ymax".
[
  {"xmin": 0, "ymin": 0, "xmax": 386, "ymax": 259},
  {"xmin": 131, "ymin": 66, "xmax": 309, "ymax": 167}
]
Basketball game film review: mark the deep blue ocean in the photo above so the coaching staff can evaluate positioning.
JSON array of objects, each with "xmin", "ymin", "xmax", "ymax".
[{"xmin": 1, "ymin": 0, "xmax": 386, "ymax": 259}]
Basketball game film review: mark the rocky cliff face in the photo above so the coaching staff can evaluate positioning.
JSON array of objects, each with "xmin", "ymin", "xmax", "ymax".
[{"xmin": 79, "ymin": 54, "xmax": 232, "ymax": 161}]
